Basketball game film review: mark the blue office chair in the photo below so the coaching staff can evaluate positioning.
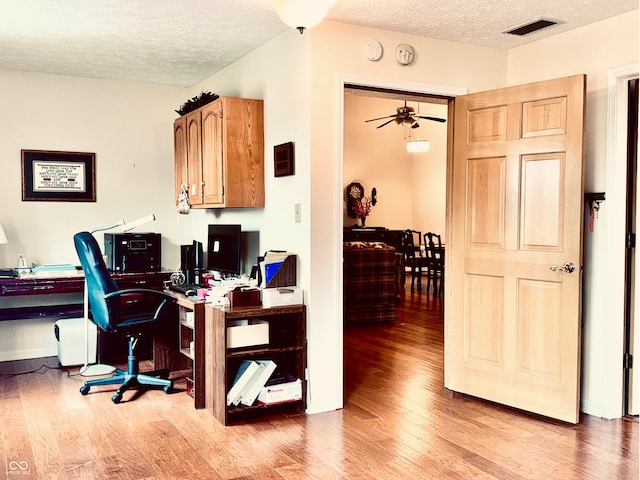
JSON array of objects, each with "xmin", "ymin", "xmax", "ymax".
[{"xmin": 74, "ymin": 231, "xmax": 176, "ymax": 403}]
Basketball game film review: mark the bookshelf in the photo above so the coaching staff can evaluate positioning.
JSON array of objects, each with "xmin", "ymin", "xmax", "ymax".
[
  {"xmin": 166, "ymin": 291, "xmax": 206, "ymax": 409},
  {"xmin": 204, "ymin": 303, "xmax": 306, "ymax": 425}
]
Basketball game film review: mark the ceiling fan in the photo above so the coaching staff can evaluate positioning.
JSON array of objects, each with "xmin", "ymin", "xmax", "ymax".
[{"xmin": 365, "ymin": 101, "xmax": 446, "ymax": 129}]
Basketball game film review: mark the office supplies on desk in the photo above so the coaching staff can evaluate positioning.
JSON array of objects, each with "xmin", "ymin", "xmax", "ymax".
[{"xmin": 169, "ymin": 283, "xmax": 204, "ymax": 296}]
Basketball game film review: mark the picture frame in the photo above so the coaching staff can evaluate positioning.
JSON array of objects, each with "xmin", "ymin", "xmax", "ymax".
[
  {"xmin": 21, "ymin": 150, "xmax": 96, "ymax": 202},
  {"xmin": 274, "ymin": 142, "xmax": 294, "ymax": 177}
]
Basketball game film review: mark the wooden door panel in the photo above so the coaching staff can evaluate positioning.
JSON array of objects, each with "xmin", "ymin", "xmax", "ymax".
[
  {"xmin": 450, "ymin": 75, "xmax": 585, "ymax": 423},
  {"xmin": 186, "ymin": 110, "xmax": 203, "ymax": 206},
  {"xmin": 522, "ymin": 97, "xmax": 567, "ymax": 138},
  {"xmin": 173, "ymin": 116, "xmax": 187, "ymax": 205},
  {"xmin": 521, "ymin": 153, "xmax": 565, "ymax": 250},
  {"xmin": 517, "ymin": 278, "xmax": 562, "ymax": 380},
  {"xmin": 465, "ymin": 274, "xmax": 504, "ymax": 365},
  {"xmin": 201, "ymin": 101, "xmax": 224, "ymax": 206},
  {"xmin": 466, "ymin": 157, "xmax": 506, "ymax": 248},
  {"xmin": 468, "ymin": 106, "xmax": 508, "ymax": 142}
]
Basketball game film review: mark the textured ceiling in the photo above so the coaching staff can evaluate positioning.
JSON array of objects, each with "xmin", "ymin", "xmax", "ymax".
[{"xmin": 0, "ymin": 0, "xmax": 636, "ymax": 88}]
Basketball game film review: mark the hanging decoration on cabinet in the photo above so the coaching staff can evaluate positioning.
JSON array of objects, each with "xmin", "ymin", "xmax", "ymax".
[
  {"xmin": 274, "ymin": 142, "xmax": 295, "ymax": 177},
  {"xmin": 175, "ymin": 91, "xmax": 219, "ymax": 116},
  {"xmin": 177, "ymin": 184, "xmax": 191, "ymax": 214}
]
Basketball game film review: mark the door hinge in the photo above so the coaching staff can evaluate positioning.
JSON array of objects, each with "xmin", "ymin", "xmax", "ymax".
[
  {"xmin": 624, "ymin": 353, "xmax": 633, "ymax": 369},
  {"xmin": 626, "ymin": 232, "xmax": 636, "ymax": 249},
  {"xmin": 219, "ymin": 108, "xmax": 223, "ymax": 118}
]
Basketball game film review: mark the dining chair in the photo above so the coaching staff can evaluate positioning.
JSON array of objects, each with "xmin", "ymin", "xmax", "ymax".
[
  {"xmin": 423, "ymin": 232, "xmax": 445, "ymax": 296},
  {"xmin": 402, "ymin": 229, "xmax": 428, "ymax": 292}
]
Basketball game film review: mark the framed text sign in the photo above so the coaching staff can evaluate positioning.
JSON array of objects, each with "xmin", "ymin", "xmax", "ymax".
[{"xmin": 21, "ymin": 150, "xmax": 96, "ymax": 202}]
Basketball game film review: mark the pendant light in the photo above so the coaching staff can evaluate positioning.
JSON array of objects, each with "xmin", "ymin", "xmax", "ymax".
[{"xmin": 406, "ymin": 102, "xmax": 431, "ymax": 153}]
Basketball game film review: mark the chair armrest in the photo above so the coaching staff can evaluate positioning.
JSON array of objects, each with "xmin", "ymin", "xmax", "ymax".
[
  {"xmin": 103, "ymin": 288, "xmax": 176, "ymax": 329},
  {"xmin": 104, "ymin": 288, "xmax": 175, "ymax": 302}
]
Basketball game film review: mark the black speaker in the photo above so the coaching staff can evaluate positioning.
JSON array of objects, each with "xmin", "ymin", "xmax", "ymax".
[
  {"xmin": 180, "ymin": 244, "xmax": 195, "ymax": 284},
  {"xmin": 193, "ymin": 240, "xmax": 203, "ymax": 284}
]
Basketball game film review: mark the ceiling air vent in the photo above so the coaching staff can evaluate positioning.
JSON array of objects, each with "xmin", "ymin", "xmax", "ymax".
[{"xmin": 504, "ymin": 19, "xmax": 557, "ymax": 36}]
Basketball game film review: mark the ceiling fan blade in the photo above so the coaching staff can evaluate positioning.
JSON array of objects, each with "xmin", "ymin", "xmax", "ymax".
[
  {"xmin": 365, "ymin": 114, "xmax": 396, "ymax": 122},
  {"xmin": 415, "ymin": 115, "xmax": 446, "ymax": 123},
  {"xmin": 376, "ymin": 118, "xmax": 396, "ymax": 128},
  {"xmin": 411, "ymin": 123, "xmax": 420, "ymax": 129}
]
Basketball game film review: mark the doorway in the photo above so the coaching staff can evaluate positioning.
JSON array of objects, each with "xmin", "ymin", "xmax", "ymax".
[
  {"xmin": 343, "ymin": 85, "xmax": 449, "ymax": 235},
  {"xmin": 625, "ymin": 77, "xmax": 638, "ymax": 416}
]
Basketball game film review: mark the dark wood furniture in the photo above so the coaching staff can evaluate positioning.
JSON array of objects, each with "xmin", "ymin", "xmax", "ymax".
[
  {"xmin": 423, "ymin": 232, "xmax": 445, "ymax": 295},
  {"xmin": 0, "ymin": 270, "xmax": 171, "ymax": 320},
  {"xmin": 0, "ymin": 270, "xmax": 183, "ymax": 368},
  {"xmin": 164, "ymin": 289, "xmax": 207, "ymax": 409},
  {"xmin": 343, "ymin": 227, "xmax": 405, "ymax": 251},
  {"xmin": 205, "ymin": 303, "xmax": 307, "ymax": 425}
]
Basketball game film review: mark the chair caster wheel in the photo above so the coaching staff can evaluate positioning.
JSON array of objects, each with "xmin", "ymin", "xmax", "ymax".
[
  {"xmin": 80, "ymin": 385, "xmax": 90, "ymax": 395},
  {"xmin": 112, "ymin": 393, "xmax": 123, "ymax": 404},
  {"xmin": 163, "ymin": 385, "xmax": 173, "ymax": 394}
]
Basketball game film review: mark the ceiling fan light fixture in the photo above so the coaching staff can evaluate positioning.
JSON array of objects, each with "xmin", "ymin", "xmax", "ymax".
[
  {"xmin": 406, "ymin": 140, "xmax": 431, "ymax": 153},
  {"xmin": 270, "ymin": 0, "xmax": 336, "ymax": 33}
]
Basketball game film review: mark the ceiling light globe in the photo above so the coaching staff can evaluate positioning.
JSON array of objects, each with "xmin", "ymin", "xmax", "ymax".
[{"xmin": 270, "ymin": 0, "xmax": 336, "ymax": 31}]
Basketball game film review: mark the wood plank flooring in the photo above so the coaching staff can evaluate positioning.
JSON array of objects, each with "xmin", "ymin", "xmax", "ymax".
[{"xmin": 0, "ymin": 288, "xmax": 637, "ymax": 479}]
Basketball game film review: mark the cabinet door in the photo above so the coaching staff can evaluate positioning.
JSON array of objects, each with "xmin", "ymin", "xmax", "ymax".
[
  {"xmin": 173, "ymin": 116, "xmax": 188, "ymax": 205},
  {"xmin": 201, "ymin": 101, "xmax": 224, "ymax": 206},
  {"xmin": 185, "ymin": 109, "xmax": 203, "ymax": 206},
  {"xmin": 223, "ymin": 97, "xmax": 265, "ymax": 207}
]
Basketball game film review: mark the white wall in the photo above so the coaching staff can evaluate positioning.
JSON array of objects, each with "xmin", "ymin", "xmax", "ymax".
[
  {"xmin": 0, "ymin": 69, "xmax": 187, "ymax": 360},
  {"xmin": 508, "ymin": 10, "xmax": 639, "ymax": 418}
]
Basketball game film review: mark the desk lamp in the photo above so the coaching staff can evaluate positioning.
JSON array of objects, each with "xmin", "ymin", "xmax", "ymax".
[{"xmin": 80, "ymin": 214, "xmax": 156, "ymax": 377}]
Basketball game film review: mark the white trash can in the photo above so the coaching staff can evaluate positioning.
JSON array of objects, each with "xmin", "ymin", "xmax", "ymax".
[{"xmin": 54, "ymin": 318, "xmax": 97, "ymax": 366}]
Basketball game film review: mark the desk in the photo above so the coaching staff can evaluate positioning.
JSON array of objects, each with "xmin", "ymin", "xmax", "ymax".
[
  {"xmin": 0, "ymin": 269, "xmax": 179, "ymax": 366},
  {"xmin": 0, "ymin": 269, "xmax": 171, "ymax": 320}
]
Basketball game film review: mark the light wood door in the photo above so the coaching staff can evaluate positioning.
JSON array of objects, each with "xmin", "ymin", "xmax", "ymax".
[{"xmin": 448, "ymin": 75, "xmax": 586, "ymax": 423}]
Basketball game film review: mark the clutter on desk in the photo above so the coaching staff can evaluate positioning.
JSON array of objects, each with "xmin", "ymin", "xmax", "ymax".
[
  {"xmin": 258, "ymin": 251, "xmax": 296, "ymax": 288},
  {"xmin": 228, "ymin": 286, "xmax": 261, "ymax": 308}
]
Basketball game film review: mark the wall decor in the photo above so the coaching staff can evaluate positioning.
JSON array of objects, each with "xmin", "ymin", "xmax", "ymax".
[
  {"xmin": 21, "ymin": 149, "xmax": 96, "ymax": 202},
  {"xmin": 274, "ymin": 142, "xmax": 295, "ymax": 177}
]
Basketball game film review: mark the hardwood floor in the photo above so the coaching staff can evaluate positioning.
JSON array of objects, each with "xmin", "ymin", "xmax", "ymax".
[{"xmin": 0, "ymin": 288, "xmax": 637, "ymax": 479}]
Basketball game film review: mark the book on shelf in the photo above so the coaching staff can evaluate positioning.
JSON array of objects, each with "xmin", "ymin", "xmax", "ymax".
[
  {"xmin": 239, "ymin": 360, "xmax": 277, "ymax": 407},
  {"xmin": 226, "ymin": 360, "xmax": 260, "ymax": 406},
  {"xmin": 257, "ymin": 378, "xmax": 302, "ymax": 405}
]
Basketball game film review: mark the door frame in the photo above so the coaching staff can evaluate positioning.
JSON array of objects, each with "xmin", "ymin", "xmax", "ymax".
[
  {"xmin": 335, "ymin": 72, "xmax": 466, "ymax": 387},
  {"xmin": 602, "ymin": 63, "xmax": 639, "ymax": 418}
]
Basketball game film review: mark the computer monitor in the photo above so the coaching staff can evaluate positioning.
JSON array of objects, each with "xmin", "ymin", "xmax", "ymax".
[{"xmin": 206, "ymin": 224, "xmax": 241, "ymax": 277}]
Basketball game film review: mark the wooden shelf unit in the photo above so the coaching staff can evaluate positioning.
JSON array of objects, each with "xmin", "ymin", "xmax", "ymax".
[
  {"xmin": 205, "ymin": 303, "xmax": 306, "ymax": 426},
  {"xmin": 167, "ymin": 291, "xmax": 206, "ymax": 409}
]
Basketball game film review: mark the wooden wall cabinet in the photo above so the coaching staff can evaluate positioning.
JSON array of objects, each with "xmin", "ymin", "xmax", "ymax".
[
  {"xmin": 173, "ymin": 96, "xmax": 264, "ymax": 209},
  {"xmin": 205, "ymin": 304, "xmax": 306, "ymax": 426}
]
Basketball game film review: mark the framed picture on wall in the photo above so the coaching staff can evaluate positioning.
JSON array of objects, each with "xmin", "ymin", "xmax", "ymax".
[
  {"xmin": 274, "ymin": 142, "xmax": 294, "ymax": 177},
  {"xmin": 21, "ymin": 149, "xmax": 96, "ymax": 202}
]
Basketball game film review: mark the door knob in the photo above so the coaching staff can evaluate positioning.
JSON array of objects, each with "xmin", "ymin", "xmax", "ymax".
[{"xmin": 550, "ymin": 262, "xmax": 575, "ymax": 273}]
